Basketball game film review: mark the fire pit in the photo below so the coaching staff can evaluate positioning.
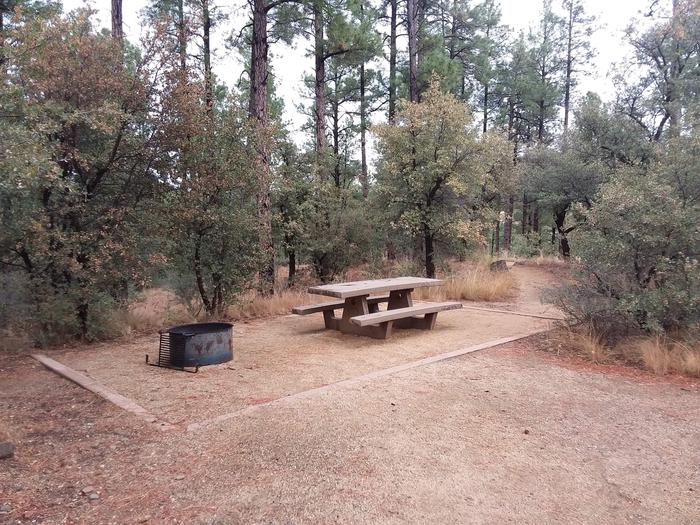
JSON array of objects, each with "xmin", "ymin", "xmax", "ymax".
[{"xmin": 147, "ymin": 322, "xmax": 233, "ymax": 372}]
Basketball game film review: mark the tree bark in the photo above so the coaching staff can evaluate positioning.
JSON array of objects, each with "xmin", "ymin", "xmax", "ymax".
[
  {"xmin": 553, "ymin": 206, "xmax": 571, "ymax": 257},
  {"xmin": 667, "ymin": 0, "xmax": 681, "ymax": 137},
  {"xmin": 407, "ymin": 0, "xmax": 419, "ymax": 102},
  {"xmin": 249, "ymin": 0, "xmax": 275, "ymax": 295},
  {"xmin": 388, "ymin": 0, "xmax": 398, "ymax": 120},
  {"xmin": 202, "ymin": 0, "xmax": 213, "ymax": 112},
  {"xmin": 314, "ymin": 3, "xmax": 327, "ymax": 159},
  {"xmin": 503, "ymin": 195, "xmax": 513, "ymax": 250},
  {"xmin": 424, "ymin": 225, "xmax": 435, "ymax": 278},
  {"xmin": 0, "ymin": 5, "xmax": 5, "ymax": 71},
  {"xmin": 359, "ymin": 59, "xmax": 369, "ymax": 198},
  {"xmin": 494, "ymin": 220, "xmax": 500, "ymax": 253},
  {"xmin": 331, "ymin": 67, "xmax": 341, "ymax": 186},
  {"xmin": 111, "ymin": 0, "xmax": 123, "ymax": 46},
  {"xmin": 287, "ymin": 248, "xmax": 296, "ymax": 287},
  {"xmin": 481, "ymin": 13, "xmax": 492, "ymax": 132},
  {"xmin": 178, "ymin": 0, "xmax": 187, "ymax": 72},
  {"xmin": 194, "ymin": 234, "xmax": 212, "ymax": 314},
  {"xmin": 563, "ymin": 0, "xmax": 573, "ymax": 132},
  {"xmin": 483, "ymin": 83, "xmax": 489, "ymax": 133}
]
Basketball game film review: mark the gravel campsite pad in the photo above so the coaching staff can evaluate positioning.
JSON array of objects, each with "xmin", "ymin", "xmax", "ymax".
[
  {"xmin": 1, "ymin": 266, "xmax": 698, "ymax": 523},
  {"xmin": 53, "ymin": 307, "xmax": 552, "ymax": 426}
]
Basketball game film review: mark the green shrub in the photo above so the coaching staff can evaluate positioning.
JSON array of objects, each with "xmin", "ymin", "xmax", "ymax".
[{"xmin": 550, "ymin": 164, "xmax": 699, "ymax": 335}]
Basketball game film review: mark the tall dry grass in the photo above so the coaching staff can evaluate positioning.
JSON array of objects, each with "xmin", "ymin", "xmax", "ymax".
[
  {"xmin": 618, "ymin": 336, "xmax": 700, "ymax": 377},
  {"xmin": 517, "ymin": 254, "xmax": 571, "ymax": 271},
  {"xmin": 546, "ymin": 325, "xmax": 611, "ymax": 363},
  {"xmin": 120, "ymin": 258, "xmax": 517, "ymax": 334},
  {"xmin": 226, "ymin": 289, "xmax": 324, "ymax": 320},
  {"xmin": 121, "ymin": 287, "xmax": 333, "ymax": 334},
  {"xmin": 547, "ymin": 324, "xmax": 700, "ymax": 377},
  {"xmin": 414, "ymin": 262, "xmax": 517, "ymax": 302},
  {"xmin": 117, "ymin": 288, "xmax": 196, "ymax": 335}
]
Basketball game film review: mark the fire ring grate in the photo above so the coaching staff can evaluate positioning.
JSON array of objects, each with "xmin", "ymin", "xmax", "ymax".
[{"xmin": 146, "ymin": 322, "xmax": 233, "ymax": 373}]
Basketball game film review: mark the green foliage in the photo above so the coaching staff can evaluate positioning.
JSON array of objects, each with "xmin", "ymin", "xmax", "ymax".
[
  {"xmin": 0, "ymin": 10, "xmax": 158, "ymax": 342},
  {"xmin": 302, "ymin": 181, "xmax": 377, "ymax": 281},
  {"xmin": 273, "ymin": 142, "xmax": 377, "ymax": 283},
  {"xmin": 374, "ymin": 79, "xmax": 514, "ymax": 276},
  {"xmin": 1, "ymin": 0, "xmax": 698, "ymax": 350},
  {"xmin": 616, "ymin": 0, "xmax": 700, "ymax": 141},
  {"xmin": 574, "ymin": 93, "xmax": 654, "ymax": 168},
  {"xmin": 164, "ymin": 124, "xmax": 261, "ymax": 317},
  {"xmin": 552, "ymin": 159, "xmax": 700, "ymax": 334}
]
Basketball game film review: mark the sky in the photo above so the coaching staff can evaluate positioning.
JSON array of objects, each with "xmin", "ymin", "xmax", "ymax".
[{"xmin": 61, "ymin": 0, "xmax": 653, "ymax": 151}]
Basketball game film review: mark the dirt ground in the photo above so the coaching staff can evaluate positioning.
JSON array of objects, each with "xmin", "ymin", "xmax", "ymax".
[{"xmin": 1, "ymin": 266, "xmax": 698, "ymax": 524}]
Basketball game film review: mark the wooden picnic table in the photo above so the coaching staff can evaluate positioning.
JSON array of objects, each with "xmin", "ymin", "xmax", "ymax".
[{"xmin": 293, "ymin": 277, "xmax": 462, "ymax": 339}]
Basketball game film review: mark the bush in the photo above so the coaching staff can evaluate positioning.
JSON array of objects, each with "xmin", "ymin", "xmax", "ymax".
[{"xmin": 550, "ymin": 165, "xmax": 699, "ymax": 335}]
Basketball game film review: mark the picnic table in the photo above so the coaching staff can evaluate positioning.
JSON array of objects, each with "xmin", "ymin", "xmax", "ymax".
[{"xmin": 292, "ymin": 277, "xmax": 462, "ymax": 339}]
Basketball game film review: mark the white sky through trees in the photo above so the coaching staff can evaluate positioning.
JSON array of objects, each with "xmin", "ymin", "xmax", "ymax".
[{"xmin": 63, "ymin": 0, "xmax": 650, "ymax": 159}]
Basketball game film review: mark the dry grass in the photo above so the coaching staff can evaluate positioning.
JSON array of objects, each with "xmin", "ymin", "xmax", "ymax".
[
  {"xmin": 618, "ymin": 336, "xmax": 700, "ymax": 377},
  {"xmin": 226, "ymin": 289, "xmax": 323, "ymax": 320},
  {"xmin": 120, "ymin": 287, "xmax": 328, "ymax": 332},
  {"xmin": 414, "ymin": 263, "xmax": 517, "ymax": 302},
  {"xmin": 546, "ymin": 325, "xmax": 700, "ymax": 377},
  {"xmin": 546, "ymin": 325, "xmax": 612, "ymax": 363},
  {"xmin": 119, "ymin": 289, "xmax": 196, "ymax": 334},
  {"xmin": 517, "ymin": 254, "xmax": 570, "ymax": 271},
  {"xmin": 0, "ymin": 328, "xmax": 33, "ymax": 353},
  {"xmin": 119, "ymin": 258, "xmax": 517, "ymax": 334}
]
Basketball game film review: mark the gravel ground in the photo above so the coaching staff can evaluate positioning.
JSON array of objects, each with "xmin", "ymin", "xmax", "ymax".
[
  {"xmin": 53, "ymin": 307, "xmax": 552, "ymax": 426},
  {"xmin": 1, "ymin": 266, "xmax": 697, "ymax": 524}
]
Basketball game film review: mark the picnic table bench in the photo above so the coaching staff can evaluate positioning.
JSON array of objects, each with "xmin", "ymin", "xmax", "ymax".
[{"xmin": 292, "ymin": 277, "xmax": 462, "ymax": 339}]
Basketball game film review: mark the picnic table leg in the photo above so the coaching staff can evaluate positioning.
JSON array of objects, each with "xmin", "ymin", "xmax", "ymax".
[
  {"xmin": 322, "ymin": 309, "xmax": 339, "ymax": 330},
  {"xmin": 387, "ymin": 289, "xmax": 413, "ymax": 309},
  {"xmin": 389, "ymin": 288, "xmax": 438, "ymax": 330},
  {"xmin": 338, "ymin": 296, "xmax": 392, "ymax": 339}
]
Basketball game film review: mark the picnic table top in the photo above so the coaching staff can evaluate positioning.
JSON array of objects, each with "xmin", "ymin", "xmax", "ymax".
[{"xmin": 308, "ymin": 277, "xmax": 443, "ymax": 299}]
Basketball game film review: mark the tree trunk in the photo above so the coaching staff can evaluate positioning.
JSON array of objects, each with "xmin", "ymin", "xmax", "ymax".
[
  {"xmin": 287, "ymin": 248, "xmax": 296, "ymax": 287},
  {"xmin": 211, "ymin": 272, "xmax": 224, "ymax": 317},
  {"xmin": 194, "ymin": 235, "xmax": 212, "ymax": 314},
  {"xmin": 111, "ymin": 0, "xmax": 123, "ymax": 45},
  {"xmin": 424, "ymin": 225, "xmax": 435, "ymax": 278},
  {"xmin": 483, "ymin": 83, "xmax": 489, "ymax": 133},
  {"xmin": 178, "ymin": 0, "xmax": 187, "ymax": 71},
  {"xmin": 521, "ymin": 193, "xmax": 528, "ymax": 234},
  {"xmin": 249, "ymin": 0, "xmax": 275, "ymax": 295},
  {"xmin": 388, "ymin": 0, "xmax": 398, "ymax": 120},
  {"xmin": 1, "ymin": 5, "xmax": 5, "ymax": 71},
  {"xmin": 386, "ymin": 0, "xmax": 398, "ymax": 257},
  {"xmin": 407, "ymin": 0, "xmax": 419, "ymax": 102},
  {"xmin": 314, "ymin": 3, "xmax": 327, "ymax": 159},
  {"xmin": 77, "ymin": 302, "xmax": 89, "ymax": 338},
  {"xmin": 668, "ymin": 0, "xmax": 681, "ymax": 137},
  {"xmin": 563, "ymin": 0, "xmax": 573, "ymax": 132},
  {"xmin": 202, "ymin": 0, "xmax": 213, "ymax": 112},
  {"xmin": 553, "ymin": 206, "xmax": 571, "ymax": 257},
  {"xmin": 249, "ymin": 0, "xmax": 268, "ymax": 121},
  {"xmin": 494, "ymin": 220, "xmax": 500, "ymax": 253},
  {"xmin": 503, "ymin": 195, "xmax": 513, "ymax": 250},
  {"xmin": 359, "ymin": 60, "xmax": 369, "ymax": 198},
  {"xmin": 331, "ymin": 68, "xmax": 341, "ymax": 186}
]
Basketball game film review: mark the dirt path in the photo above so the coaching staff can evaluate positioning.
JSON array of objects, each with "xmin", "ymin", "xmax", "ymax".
[
  {"xmin": 1, "ymin": 266, "xmax": 697, "ymax": 524},
  {"xmin": 468, "ymin": 263, "xmax": 565, "ymax": 317}
]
